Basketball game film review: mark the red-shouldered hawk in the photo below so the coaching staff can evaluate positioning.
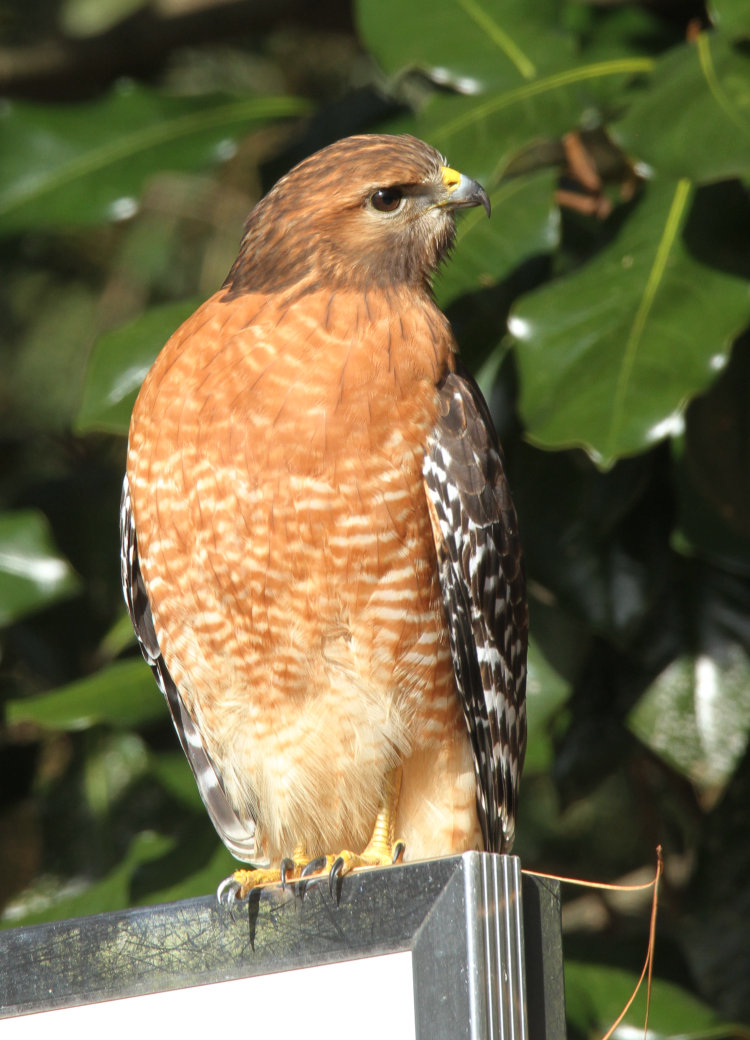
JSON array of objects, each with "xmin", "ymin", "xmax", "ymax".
[{"xmin": 121, "ymin": 134, "xmax": 527, "ymax": 899}]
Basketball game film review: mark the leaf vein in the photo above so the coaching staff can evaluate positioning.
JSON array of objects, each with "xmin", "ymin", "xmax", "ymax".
[
  {"xmin": 697, "ymin": 32, "xmax": 750, "ymax": 140},
  {"xmin": 608, "ymin": 178, "xmax": 692, "ymax": 454},
  {"xmin": 435, "ymin": 57, "xmax": 655, "ymax": 140},
  {"xmin": 0, "ymin": 97, "xmax": 307, "ymax": 219},
  {"xmin": 454, "ymin": 0, "xmax": 536, "ymax": 80}
]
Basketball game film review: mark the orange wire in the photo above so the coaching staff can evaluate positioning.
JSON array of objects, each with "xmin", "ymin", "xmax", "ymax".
[{"xmin": 522, "ymin": 846, "xmax": 664, "ymax": 1040}]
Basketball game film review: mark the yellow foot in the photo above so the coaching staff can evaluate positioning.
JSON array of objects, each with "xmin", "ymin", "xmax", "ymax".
[
  {"xmin": 304, "ymin": 838, "xmax": 406, "ymax": 889},
  {"xmin": 216, "ymin": 840, "xmax": 405, "ymax": 903},
  {"xmin": 298, "ymin": 824, "xmax": 406, "ymax": 896},
  {"xmin": 217, "ymin": 866, "xmax": 282, "ymax": 902},
  {"xmin": 336, "ymin": 837, "xmax": 406, "ymax": 876},
  {"xmin": 217, "ymin": 846, "xmax": 310, "ymax": 902}
]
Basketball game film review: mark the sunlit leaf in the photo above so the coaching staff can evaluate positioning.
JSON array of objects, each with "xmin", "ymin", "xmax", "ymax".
[
  {"xmin": 6, "ymin": 658, "xmax": 166, "ymax": 732},
  {"xmin": 0, "ymin": 510, "xmax": 80, "ymax": 626},
  {"xmin": 357, "ymin": 0, "xmax": 575, "ymax": 92},
  {"xmin": 0, "ymin": 85, "xmax": 309, "ymax": 233},
  {"xmin": 76, "ymin": 297, "xmax": 201, "ymax": 435},
  {"xmin": 512, "ymin": 178, "xmax": 750, "ymax": 465},
  {"xmin": 709, "ymin": 0, "xmax": 750, "ymax": 37},
  {"xmin": 628, "ymin": 647, "xmax": 750, "ymax": 795},
  {"xmin": 565, "ymin": 961, "xmax": 729, "ymax": 1040},
  {"xmin": 410, "ymin": 55, "xmax": 654, "ymax": 187},
  {"xmin": 615, "ymin": 35, "xmax": 750, "ymax": 183}
]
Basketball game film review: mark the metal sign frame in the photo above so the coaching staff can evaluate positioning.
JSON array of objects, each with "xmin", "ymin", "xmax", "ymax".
[{"xmin": 0, "ymin": 853, "xmax": 565, "ymax": 1040}]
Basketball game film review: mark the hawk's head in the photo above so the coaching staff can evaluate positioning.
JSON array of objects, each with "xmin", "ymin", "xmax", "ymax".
[{"xmin": 224, "ymin": 134, "xmax": 490, "ymax": 297}]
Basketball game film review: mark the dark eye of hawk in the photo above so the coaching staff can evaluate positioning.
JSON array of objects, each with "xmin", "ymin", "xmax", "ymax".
[{"xmin": 370, "ymin": 187, "xmax": 404, "ymax": 213}]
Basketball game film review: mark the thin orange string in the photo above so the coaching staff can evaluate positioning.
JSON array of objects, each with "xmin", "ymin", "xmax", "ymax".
[{"xmin": 522, "ymin": 845, "xmax": 664, "ymax": 1040}]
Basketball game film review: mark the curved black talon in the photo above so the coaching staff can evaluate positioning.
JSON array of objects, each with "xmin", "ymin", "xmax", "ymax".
[
  {"xmin": 216, "ymin": 875, "xmax": 243, "ymax": 906},
  {"xmin": 280, "ymin": 858, "xmax": 295, "ymax": 889},
  {"xmin": 328, "ymin": 856, "xmax": 345, "ymax": 897},
  {"xmin": 392, "ymin": 841, "xmax": 405, "ymax": 864},
  {"xmin": 300, "ymin": 856, "xmax": 327, "ymax": 878},
  {"xmin": 297, "ymin": 855, "xmax": 327, "ymax": 898}
]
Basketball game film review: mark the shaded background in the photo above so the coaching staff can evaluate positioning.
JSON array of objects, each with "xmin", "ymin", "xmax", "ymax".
[{"xmin": 1, "ymin": 0, "xmax": 750, "ymax": 1034}]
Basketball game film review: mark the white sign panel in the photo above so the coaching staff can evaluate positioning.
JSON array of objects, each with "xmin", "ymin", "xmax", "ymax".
[{"xmin": 2, "ymin": 951, "xmax": 416, "ymax": 1040}]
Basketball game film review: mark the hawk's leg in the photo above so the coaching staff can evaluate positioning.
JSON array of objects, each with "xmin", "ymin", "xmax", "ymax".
[
  {"xmin": 216, "ymin": 769, "xmax": 405, "ymax": 903},
  {"xmin": 327, "ymin": 764, "xmax": 405, "ymax": 883}
]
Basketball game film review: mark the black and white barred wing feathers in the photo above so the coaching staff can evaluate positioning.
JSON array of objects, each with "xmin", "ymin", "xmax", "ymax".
[
  {"xmin": 119, "ymin": 476, "xmax": 260, "ymax": 864},
  {"xmin": 423, "ymin": 369, "xmax": 528, "ymax": 853}
]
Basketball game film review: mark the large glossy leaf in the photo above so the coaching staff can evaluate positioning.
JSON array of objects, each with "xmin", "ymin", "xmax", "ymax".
[
  {"xmin": 357, "ymin": 0, "xmax": 575, "ymax": 92},
  {"xmin": 709, "ymin": 0, "xmax": 750, "ymax": 37},
  {"xmin": 0, "ymin": 510, "xmax": 81, "ymax": 626},
  {"xmin": 409, "ymin": 55, "xmax": 654, "ymax": 187},
  {"xmin": 6, "ymin": 658, "xmax": 166, "ymax": 732},
  {"xmin": 512, "ymin": 178, "xmax": 750, "ymax": 465},
  {"xmin": 628, "ymin": 647, "xmax": 750, "ymax": 796},
  {"xmin": 614, "ymin": 35, "xmax": 750, "ymax": 183},
  {"xmin": 565, "ymin": 961, "xmax": 729, "ymax": 1040},
  {"xmin": 0, "ymin": 85, "xmax": 309, "ymax": 233},
  {"xmin": 76, "ymin": 297, "xmax": 201, "ymax": 435}
]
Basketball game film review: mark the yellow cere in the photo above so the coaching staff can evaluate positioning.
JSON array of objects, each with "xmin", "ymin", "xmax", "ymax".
[{"xmin": 440, "ymin": 166, "xmax": 462, "ymax": 191}]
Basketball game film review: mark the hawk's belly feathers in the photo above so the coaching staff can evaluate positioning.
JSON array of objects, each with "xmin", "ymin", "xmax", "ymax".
[{"xmin": 127, "ymin": 288, "xmax": 481, "ymax": 861}]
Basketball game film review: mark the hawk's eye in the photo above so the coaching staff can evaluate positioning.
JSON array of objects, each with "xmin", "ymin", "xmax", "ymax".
[{"xmin": 370, "ymin": 187, "xmax": 404, "ymax": 213}]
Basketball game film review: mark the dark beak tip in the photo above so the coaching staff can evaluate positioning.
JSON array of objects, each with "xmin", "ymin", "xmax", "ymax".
[{"xmin": 446, "ymin": 174, "xmax": 491, "ymax": 217}]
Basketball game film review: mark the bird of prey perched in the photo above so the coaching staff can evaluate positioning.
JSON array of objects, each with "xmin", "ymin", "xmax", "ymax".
[{"xmin": 121, "ymin": 133, "xmax": 527, "ymax": 898}]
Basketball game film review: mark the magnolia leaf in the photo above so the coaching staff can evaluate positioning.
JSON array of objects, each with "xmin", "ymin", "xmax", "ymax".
[
  {"xmin": 6, "ymin": 658, "xmax": 166, "ymax": 732},
  {"xmin": 0, "ymin": 85, "xmax": 308, "ymax": 233},
  {"xmin": 628, "ymin": 647, "xmax": 750, "ymax": 796},
  {"xmin": 512, "ymin": 178, "xmax": 750, "ymax": 465},
  {"xmin": 566, "ymin": 961, "xmax": 729, "ymax": 1040},
  {"xmin": 357, "ymin": 0, "xmax": 574, "ymax": 92},
  {"xmin": 615, "ymin": 34, "xmax": 750, "ymax": 183},
  {"xmin": 0, "ymin": 511, "xmax": 80, "ymax": 626},
  {"xmin": 76, "ymin": 298, "xmax": 201, "ymax": 435}
]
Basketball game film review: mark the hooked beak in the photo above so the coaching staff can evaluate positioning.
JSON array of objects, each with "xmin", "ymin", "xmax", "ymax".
[{"xmin": 440, "ymin": 166, "xmax": 491, "ymax": 217}]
